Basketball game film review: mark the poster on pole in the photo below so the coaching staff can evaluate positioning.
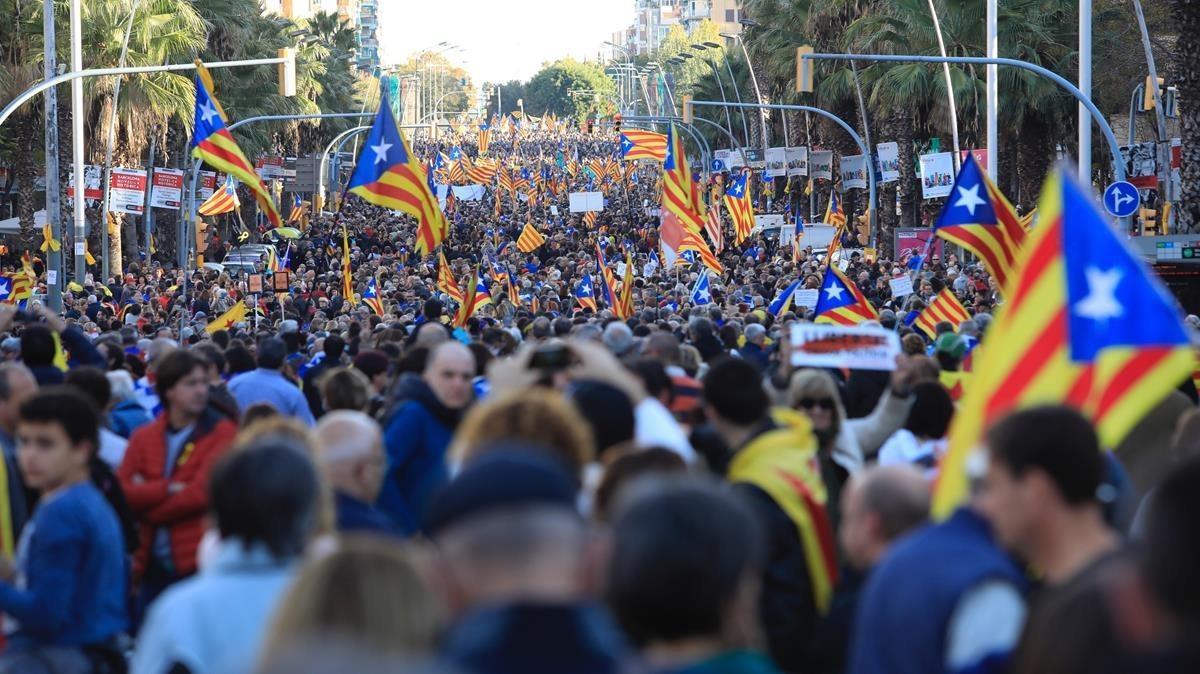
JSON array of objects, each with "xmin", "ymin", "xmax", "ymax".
[
  {"xmin": 919, "ymin": 152, "xmax": 955, "ymax": 199},
  {"xmin": 810, "ymin": 150, "xmax": 833, "ymax": 180},
  {"xmin": 960, "ymin": 148, "xmax": 988, "ymax": 168},
  {"xmin": 765, "ymin": 147, "xmax": 787, "ymax": 177},
  {"xmin": 199, "ymin": 171, "xmax": 218, "ymax": 200},
  {"xmin": 150, "ymin": 168, "xmax": 185, "ymax": 209},
  {"xmin": 786, "ymin": 146, "xmax": 808, "ymax": 177},
  {"xmin": 727, "ymin": 149, "xmax": 745, "ymax": 169},
  {"xmin": 255, "ymin": 156, "xmax": 285, "ymax": 180},
  {"xmin": 109, "ymin": 168, "xmax": 148, "ymax": 215},
  {"xmin": 894, "ymin": 227, "xmax": 944, "ymax": 265},
  {"xmin": 66, "ymin": 165, "xmax": 103, "ymax": 203},
  {"xmin": 839, "ymin": 154, "xmax": 867, "ymax": 190},
  {"xmin": 876, "ymin": 142, "xmax": 900, "ymax": 183}
]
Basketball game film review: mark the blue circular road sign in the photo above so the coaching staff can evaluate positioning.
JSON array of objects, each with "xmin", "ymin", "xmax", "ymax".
[
  {"xmin": 1103, "ymin": 181, "xmax": 1141, "ymax": 218},
  {"xmin": 711, "ymin": 159, "xmax": 725, "ymax": 172}
]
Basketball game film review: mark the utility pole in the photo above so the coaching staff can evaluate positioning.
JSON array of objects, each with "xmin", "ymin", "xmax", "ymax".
[
  {"xmin": 43, "ymin": 0, "xmax": 62, "ymax": 311},
  {"xmin": 1078, "ymin": 0, "xmax": 1092, "ymax": 182},
  {"xmin": 70, "ymin": 0, "xmax": 86, "ymax": 284}
]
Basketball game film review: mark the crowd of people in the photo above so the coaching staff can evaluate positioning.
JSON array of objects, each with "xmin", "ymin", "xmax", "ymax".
[{"xmin": 0, "ymin": 126, "xmax": 1197, "ymax": 674}]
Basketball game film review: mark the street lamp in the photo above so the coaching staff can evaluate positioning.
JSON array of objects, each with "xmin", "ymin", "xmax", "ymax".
[
  {"xmin": 726, "ymin": 23, "xmax": 773, "ymax": 148},
  {"xmin": 696, "ymin": 42, "xmax": 751, "ymax": 147},
  {"xmin": 690, "ymin": 44, "xmax": 739, "ymax": 145}
]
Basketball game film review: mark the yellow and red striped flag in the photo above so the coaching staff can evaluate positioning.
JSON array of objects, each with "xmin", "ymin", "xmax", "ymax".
[
  {"xmin": 341, "ymin": 225, "xmax": 354, "ymax": 305},
  {"xmin": 198, "ymin": 176, "xmax": 239, "ymax": 216},
  {"xmin": 813, "ymin": 264, "xmax": 878, "ymax": 325},
  {"xmin": 190, "ymin": 74, "xmax": 281, "ymax": 228},
  {"xmin": 517, "ymin": 222, "xmax": 546, "ymax": 253},
  {"xmin": 437, "ymin": 251, "xmax": 464, "ymax": 304},
  {"xmin": 933, "ymin": 166, "xmax": 1194, "ymax": 517},
  {"xmin": 619, "ymin": 130, "xmax": 667, "ymax": 162},
  {"xmin": 933, "ymin": 154, "xmax": 1027, "ymax": 292},
  {"xmin": 913, "ymin": 288, "xmax": 971, "ymax": 339},
  {"xmin": 347, "ymin": 89, "xmax": 448, "ymax": 255},
  {"xmin": 724, "ymin": 169, "xmax": 754, "ymax": 245}
]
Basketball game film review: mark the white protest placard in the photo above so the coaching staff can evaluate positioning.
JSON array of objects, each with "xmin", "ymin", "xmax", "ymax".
[
  {"xmin": 810, "ymin": 150, "xmax": 833, "ymax": 180},
  {"xmin": 920, "ymin": 152, "xmax": 955, "ymax": 199},
  {"xmin": 110, "ymin": 168, "xmax": 148, "ymax": 215},
  {"xmin": 888, "ymin": 276, "xmax": 914, "ymax": 298},
  {"xmin": 789, "ymin": 323, "xmax": 901, "ymax": 371},
  {"xmin": 839, "ymin": 154, "xmax": 867, "ymax": 190},
  {"xmin": 765, "ymin": 147, "xmax": 788, "ymax": 178},
  {"xmin": 793, "ymin": 288, "xmax": 819, "ymax": 308},
  {"xmin": 150, "ymin": 168, "xmax": 184, "ymax": 209},
  {"xmin": 616, "ymin": 261, "xmax": 627, "ymax": 277},
  {"xmin": 877, "ymin": 142, "xmax": 900, "ymax": 183},
  {"xmin": 786, "ymin": 147, "xmax": 808, "ymax": 177},
  {"xmin": 568, "ymin": 191, "xmax": 605, "ymax": 212},
  {"xmin": 550, "ymin": 204, "xmax": 559, "ymax": 215}
]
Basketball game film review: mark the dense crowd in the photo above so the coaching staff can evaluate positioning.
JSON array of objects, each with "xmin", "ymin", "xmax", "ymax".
[{"xmin": 0, "ymin": 127, "xmax": 1197, "ymax": 674}]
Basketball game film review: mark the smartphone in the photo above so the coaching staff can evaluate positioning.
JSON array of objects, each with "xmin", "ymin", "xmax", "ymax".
[{"xmin": 529, "ymin": 343, "xmax": 573, "ymax": 371}]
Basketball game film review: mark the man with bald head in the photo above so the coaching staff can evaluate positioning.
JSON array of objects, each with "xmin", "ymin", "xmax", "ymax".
[
  {"xmin": 811, "ymin": 466, "xmax": 930, "ymax": 673},
  {"xmin": 315, "ymin": 411, "xmax": 395, "ymax": 536},
  {"xmin": 380, "ymin": 341, "xmax": 475, "ymax": 535}
]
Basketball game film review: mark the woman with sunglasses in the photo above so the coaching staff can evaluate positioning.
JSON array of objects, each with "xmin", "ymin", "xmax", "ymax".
[{"xmin": 785, "ymin": 359, "xmax": 921, "ymax": 528}]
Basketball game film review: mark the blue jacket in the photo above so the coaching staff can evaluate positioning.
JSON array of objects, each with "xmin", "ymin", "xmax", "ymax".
[
  {"xmin": 334, "ymin": 490, "xmax": 398, "ymax": 537},
  {"xmin": 109, "ymin": 399, "xmax": 153, "ymax": 439},
  {"xmin": 0, "ymin": 482, "xmax": 127, "ymax": 649},
  {"xmin": 442, "ymin": 602, "xmax": 629, "ymax": 674},
  {"xmin": 378, "ymin": 375, "xmax": 460, "ymax": 535},
  {"xmin": 849, "ymin": 508, "xmax": 1025, "ymax": 674}
]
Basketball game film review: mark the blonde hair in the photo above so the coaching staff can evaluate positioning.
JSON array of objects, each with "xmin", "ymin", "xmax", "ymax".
[
  {"xmin": 451, "ymin": 388, "xmax": 595, "ymax": 482},
  {"xmin": 787, "ymin": 369, "xmax": 845, "ymax": 435},
  {"xmin": 260, "ymin": 537, "xmax": 443, "ymax": 664}
]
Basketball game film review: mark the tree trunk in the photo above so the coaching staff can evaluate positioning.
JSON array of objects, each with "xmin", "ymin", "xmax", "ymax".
[
  {"xmin": 1015, "ymin": 118, "xmax": 1054, "ymax": 211},
  {"xmin": 1174, "ymin": 0, "xmax": 1200, "ymax": 231},
  {"xmin": 11, "ymin": 114, "xmax": 39, "ymax": 246},
  {"xmin": 896, "ymin": 110, "xmax": 918, "ymax": 231}
]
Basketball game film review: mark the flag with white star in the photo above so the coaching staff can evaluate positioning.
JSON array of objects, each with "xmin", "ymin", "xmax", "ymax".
[
  {"xmin": 813, "ymin": 264, "xmax": 878, "ymax": 325},
  {"xmin": 348, "ymin": 87, "xmax": 448, "ymax": 255},
  {"xmin": 932, "ymin": 153, "xmax": 1027, "ymax": 291},
  {"xmin": 933, "ymin": 165, "xmax": 1193, "ymax": 518},
  {"xmin": 574, "ymin": 273, "xmax": 597, "ymax": 312},
  {"xmin": 690, "ymin": 271, "xmax": 713, "ymax": 306},
  {"xmin": 190, "ymin": 74, "xmax": 282, "ymax": 228},
  {"xmin": 619, "ymin": 130, "xmax": 667, "ymax": 162}
]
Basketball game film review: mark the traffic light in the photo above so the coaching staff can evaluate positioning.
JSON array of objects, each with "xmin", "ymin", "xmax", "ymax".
[
  {"xmin": 1143, "ymin": 75, "xmax": 1164, "ymax": 111},
  {"xmin": 614, "ymin": 114, "xmax": 622, "ymax": 134},
  {"xmin": 1139, "ymin": 206, "xmax": 1158, "ymax": 234},
  {"xmin": 586, "ymin": 118, "xmax": 594, "ymax": 134},
  {"xmin": 681, "ymin": 95, "xmax": 693, "ymax": 124},
  {"xmin": 796, "ymin": 46, "xmax": 814, "ymax": 93},
  {"xmin": 278, "ymin": 48, "xmax": 296, "ymax": 97}
]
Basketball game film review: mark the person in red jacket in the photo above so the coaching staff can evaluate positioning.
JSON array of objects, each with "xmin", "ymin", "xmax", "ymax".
[{"xmin": 118, "ymin": 349, "xmax": 237, "ymax": 621}]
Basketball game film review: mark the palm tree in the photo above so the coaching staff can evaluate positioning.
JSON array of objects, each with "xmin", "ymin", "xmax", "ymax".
[
  {"xmin": 0, "ymin": 0, "xmax": 46, "ymax": 241},
  {"xmin": 1173, "ymin": 0, "xmax": 1200, "ymax": 231}
]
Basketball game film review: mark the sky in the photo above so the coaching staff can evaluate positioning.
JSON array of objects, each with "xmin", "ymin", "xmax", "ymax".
[{"xmin": 377, "ymin": 0, "xmax": 634, "ymax": 83}]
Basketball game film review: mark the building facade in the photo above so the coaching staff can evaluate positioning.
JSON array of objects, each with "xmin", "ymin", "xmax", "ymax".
[{"xmin": 357, "ymin": 0, "xmax": 380, "ymax": 72}]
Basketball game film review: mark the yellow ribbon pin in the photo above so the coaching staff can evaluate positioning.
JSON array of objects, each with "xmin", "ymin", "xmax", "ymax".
[{"xmin": 40, "ymin": 224, "xmax": 60, "ymax": 253}]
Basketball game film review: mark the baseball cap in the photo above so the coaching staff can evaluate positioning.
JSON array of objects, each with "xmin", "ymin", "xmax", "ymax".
[{"xmin": 934, "ymin": 333, "xmax": 967, "ymax": 360}]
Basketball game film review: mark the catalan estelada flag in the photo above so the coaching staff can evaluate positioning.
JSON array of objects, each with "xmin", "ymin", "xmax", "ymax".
[
  {"xmin": 619, "ymin": 130, "xmax": 667, "ymax": 162},
  {"xmin": 471, "ymin": 276, "xmax": 492, "ymax": 313},
  {"xmin": 824, "ymin": 189, "xmax": 846, "ymax": 228},
  {"xmin": 661, "ymin": 124, "xmax": 705, "ymax": 231},
  {"xmin": 205, "ymin": 300, "xmax": 247, "ymax": 334},
  {"xmin": 619, "ymin": 249, "xmax": 635, "ymax": 319},
  {"xmin": 814, "ymin": 264, "xmax": 878, "ymax": 325},
  {"xmin": 517, "ymin": 222, "xmax": 546, "ymax": 252},
  {"xmin": 438, "ymin": 251, "xmax": 464, "ymax": 304},
  {"xmin": 363, "ymin": 276, "xmax": 385, "ymax": 317},
  {"xmin": 478, "ymin": 123, "xmax": 491, "ymax": 155},
  {"xmin": 914, "ymin": 288, "xmax": 971, "ymax": 338},
  {"xmin": 348, "ymin": 88, "xmax": 448, "ymax": 256},
  {"xmin": 705, "ymin": 197, "xmax": 724, "ymax": 253},
  {"xmin": 287, "ymin": 193, "xmax": 304, "ymax": 223},
  {"xmin": 465, "ymin": 157, "xmax": 498, "ymax": 185},
  {"xmin": 933, "ymin": 153, "xmax": 1027, "ymax": 292},
  {"xmin": 198, "ymin": 176, "xmax": 239, "ymax": 216},
  {"xmin": 575, "ymin": 273, "xmax": 597, "ymax": 312},
  {"xmin": 724, "ymin": 169, "xmax": 755, "ymax": 245},
  {"xmin": 454, "ymin": 266, "xmax": 479, "ymax": 328},
  {"xmin": 933, "ymin": 166, "xmax": 1193, "ymax": 517},
  {"xmin": 595, "ymin": 243, "xmax": 622, "ymax": 315},
  {"xmin": 191, "ymin": 77, "xmax": 281, "ymax": 228}
]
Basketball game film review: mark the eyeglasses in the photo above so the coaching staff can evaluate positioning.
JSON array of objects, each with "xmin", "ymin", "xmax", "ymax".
[{"xmin": 797, "ymin": 398, "xmax": 835, "ymax": 411}]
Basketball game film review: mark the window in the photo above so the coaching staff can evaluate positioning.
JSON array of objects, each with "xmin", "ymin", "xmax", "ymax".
[{"xmin": 726, "ymin": 8, "xmax": 737, "ymax": 22}]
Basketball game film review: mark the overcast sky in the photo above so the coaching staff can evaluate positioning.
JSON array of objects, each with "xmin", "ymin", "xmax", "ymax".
[{"xmin": 378, "ymin": 0, "xmax": 633, "ymax": 83}]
